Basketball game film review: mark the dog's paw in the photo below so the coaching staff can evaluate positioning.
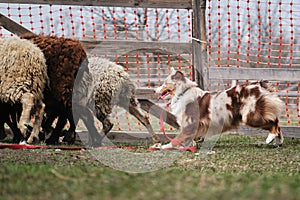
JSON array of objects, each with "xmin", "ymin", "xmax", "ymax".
[
  {"xmin": 150, "ymin": 143, "xmax": 162, "ymax": 148},
  {"xmin": 266, "ymin": 133, "xmax": 276, "ymax": 144},
  {"xmin": 161, "ymin": 143, "xmax": 173, "ymax": 149}
]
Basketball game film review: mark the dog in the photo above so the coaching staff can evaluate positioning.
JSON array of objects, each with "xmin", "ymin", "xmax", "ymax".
[{"xmin": 156, "ymin": 68, "xmax": 284, "ymax": 149}]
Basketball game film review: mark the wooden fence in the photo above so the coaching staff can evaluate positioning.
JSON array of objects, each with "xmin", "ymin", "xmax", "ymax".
[{"xmin": 0, "ymin": 0, "xmax": 299, "ymax": 140}]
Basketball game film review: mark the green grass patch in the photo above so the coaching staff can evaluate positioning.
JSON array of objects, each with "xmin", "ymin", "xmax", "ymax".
[{"xmin": 0, "ymin": 134, "xmax": 299, "ymax": 200}]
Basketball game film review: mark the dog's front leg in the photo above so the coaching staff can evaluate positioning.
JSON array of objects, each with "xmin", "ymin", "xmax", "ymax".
[{"xmin": 161, "ymin": 122, "xmax": 199, "ymax": 149}]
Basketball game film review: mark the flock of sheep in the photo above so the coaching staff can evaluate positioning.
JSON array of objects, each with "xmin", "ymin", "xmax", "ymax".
[{"xmin": 0, "ymin": 33, "xmax": 159, "ymax": 146}]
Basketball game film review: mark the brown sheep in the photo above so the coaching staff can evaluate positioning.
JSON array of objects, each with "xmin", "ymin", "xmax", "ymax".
[{"xmin": 20, "ymin": 33, "xmax": 90, "ymax": 144}]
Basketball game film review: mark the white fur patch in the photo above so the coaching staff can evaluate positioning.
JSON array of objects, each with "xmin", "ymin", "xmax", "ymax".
[
  {"xmin": 241, "ymin": 95, "xmax": 257, "ymax": 123},
  {"xmin": 266, "ymin": 133, "xmax": 276, "ymax": 144},
  {"xmin": 161, "ymin": 142, "xmax": 173, "ymax": 149}
]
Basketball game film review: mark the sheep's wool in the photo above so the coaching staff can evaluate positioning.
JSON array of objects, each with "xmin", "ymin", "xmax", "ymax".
[
  {"xmin": 0, "ymin": 37, "xmax": 47, "ymax": 104},
  {"xmin": 88, "ymin": 57, "xmax": 137, "ymax": 116}
]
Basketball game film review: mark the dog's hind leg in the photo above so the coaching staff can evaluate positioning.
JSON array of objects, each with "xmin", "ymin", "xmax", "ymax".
[
  {"xmin": 265, "ymin": 126, "xmax": 277, "ymax": 144},
  {"xmin": 128, "ymin": 104, "xmax": 160, "ymax": 143},
  {"xmin": 266, "ymin": 118, "xmax": 283, "ymax": 145},
  {"xmin": 275, "ymin": 122, "xmax": 284, "ymax": 146}
]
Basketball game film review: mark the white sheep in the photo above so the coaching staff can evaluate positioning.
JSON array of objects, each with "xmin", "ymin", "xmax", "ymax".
[
  {"xmin": 0, "ymin": 37, "xmax": 48, "ymax": 143},
  {"xmin": 72, "ymin": 57, "xmax": 159, "ymax": 146}
]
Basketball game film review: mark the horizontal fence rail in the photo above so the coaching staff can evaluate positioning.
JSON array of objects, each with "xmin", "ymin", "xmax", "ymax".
[{"xmin": 0, "ymin": 0, "xmax": 192, "ymax": 9}]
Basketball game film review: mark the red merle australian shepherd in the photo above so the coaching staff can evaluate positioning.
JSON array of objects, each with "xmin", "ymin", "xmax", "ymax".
[{"xmin": 156, "ymin": 68, "xmax": 284, "ymax": 149}]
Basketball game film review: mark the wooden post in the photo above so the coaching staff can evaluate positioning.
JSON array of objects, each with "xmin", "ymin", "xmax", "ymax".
[
  {"xmin": 192, "ymin": 0, "xmax": 208, "ymax": 90},
  {"xmin": 0, "ymin": 13, "xmax": 33, "ymax": 36}
]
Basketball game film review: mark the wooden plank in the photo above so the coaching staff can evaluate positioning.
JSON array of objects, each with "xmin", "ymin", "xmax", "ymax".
[
  {"xmin": 209, "ymin": 67, "xmax": 300, "ymax": 82},
  {"xmin": 81, "ymin": 40, "xmax": 192, "ymax": 56},
  {"xmin": 135, "ymin": 88, "xmax": 159, "ymax": 100},
  {"xmin": 138, "ymin": 99, "xmax": 180, "ymax": 129},
  {"xmin": 0, "ymin": 0, "xmax": 192, "ymax": 9},
  {"xmin": 0, "ymin": 13, "xmax": 33, "ymax": 36},
  {"xmin": 0, "ymin": 15, "xmax": 192, "ymax": 56}
]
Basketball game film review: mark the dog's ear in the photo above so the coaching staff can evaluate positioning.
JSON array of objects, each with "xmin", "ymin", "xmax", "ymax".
[
  {"xmin": 171, "ymin": 71, "xmax": 185, "ymax": 82},
  {"xmin": 170, "ymin": 67, "xmax": 176, "ymax": 74}
]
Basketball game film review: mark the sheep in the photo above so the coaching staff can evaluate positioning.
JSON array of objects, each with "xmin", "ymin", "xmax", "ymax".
[
  {"xmin": 0, "ymin": 102, "xmax": 23, "ymax": 142},
  {"xmin": 0, "ymin": 37, "xmax": 48, "ymax": 143},
  {"xmin": 20, "ymin": 33, "xmax": 89, "ymax": 144},
  {"xmin": 73, "ymin": 57, "xmax": 160, "ymax": 144}
]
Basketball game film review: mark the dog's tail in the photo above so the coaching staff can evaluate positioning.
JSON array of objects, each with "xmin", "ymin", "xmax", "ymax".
[{"xmin": 262, "ymin": 94, "xmax": 283, "ymax": 121}]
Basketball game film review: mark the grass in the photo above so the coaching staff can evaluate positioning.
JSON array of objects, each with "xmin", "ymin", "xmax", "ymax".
[{"xmin": 0, "ymin": 134, "xmax": 299, "ymax": 200}]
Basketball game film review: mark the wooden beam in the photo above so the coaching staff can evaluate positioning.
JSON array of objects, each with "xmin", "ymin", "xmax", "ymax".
[
  {"xmin": 0, "ymin": 13, "xmax": 33, "ymax": 36},
  {"xmin": 135, "ymin": 88, "xmax": 160, "ymax": 100},
  {"xmin": 192, "ymin": 0, "xmax": 208, "ymax": 90},
  {"xmin": 209, "ymin": 67, "xmax": 300, "ymax": 82},
  {"xmin": 0, "ymin": 0, "xmax": 192, "ymax": 9},
  {"xmin": 138, "ymin": 99, "xmax": 180, "ymax": 129},
  {"xmin": 81, "ymin": 40, "xmax": 192, "ymax": 56},
  {"xmin": 0, "ymin": 15, "xmax": 192, "ymax": 56}
]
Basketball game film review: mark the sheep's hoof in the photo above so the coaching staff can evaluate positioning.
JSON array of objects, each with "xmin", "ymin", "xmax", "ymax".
[
  {"xmin": 62, "ymin": 130, "xmax": 76, "ymax": 144},
  {"xmin": 0, "ymin": 132, "xmax": 7, "ymax": 140},
  {"xmin": 46, "ymin": 132, "xmax": 60, "ymax": 145},
  {"xmin": 19, "ymin": 140, "xmax": 27, "ymax": 145},
  {"xmin": 27, "ymin": 135, "xmax": 40, "ymax": 144}
]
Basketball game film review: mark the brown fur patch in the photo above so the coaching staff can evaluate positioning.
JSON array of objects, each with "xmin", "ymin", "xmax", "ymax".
[
  {"xmin": 226, "ymin": 87, "xmax": 242, "ymax": 128},
  {"xmin": 171, "ymin": 71, "xmax": 186, "ymax": 82},
  {"xmin": 198, "ymin": 93, "xmax": 211, "ymax": 121}
]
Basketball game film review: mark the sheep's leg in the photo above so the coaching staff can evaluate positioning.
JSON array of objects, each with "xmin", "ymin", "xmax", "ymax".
[
  {"xmin": 7, "ymin": 114, "xmax": 23, "ymax": 143},
  {"xmin": 42, "ymin": 111, "xmax": 58, "ymax": 132},
  {"xmin": 74, "ymin": 104, "xmax": 103, "ymax": 147},
  {"xmin": 27, "ymin": 101, "xmax": 45, "ymax": 144},
  {"xmin": 46, "ymin": 114, "xmax": 67, "ymax": 145},
  {"xmin": 0, "ymin": 113, "xmax": 7, "ymax": 140},
  {"xmin": 0, "ymin": 122, "xmax": 6, "ymax": 140},
  {"xmin": 102, "ymin": 117, "xmax": 113, "ymax": 135},
  {"xmin": 128, "ymin": 105, "xmax": 160, "ymax": 143},
  {"xmin": 18, "ymin": 93, "xmax": 34, "ymax": 140},
  {"xmin": 61, "ymin": 109, "xmax": 77, "ymax": 144}
]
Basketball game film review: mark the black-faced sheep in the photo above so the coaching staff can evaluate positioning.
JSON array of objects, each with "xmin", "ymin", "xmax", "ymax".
[
  {"xmin": 20, "ymin": 33, "xmax": 88, "ymax": 144},
  {"xmin": 0, "ymin": 37, "xmax": 48, "ymax": 143},
  {"xmin": 73, "ymin": 57, "xmax": 160, "ymax": 144}
]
